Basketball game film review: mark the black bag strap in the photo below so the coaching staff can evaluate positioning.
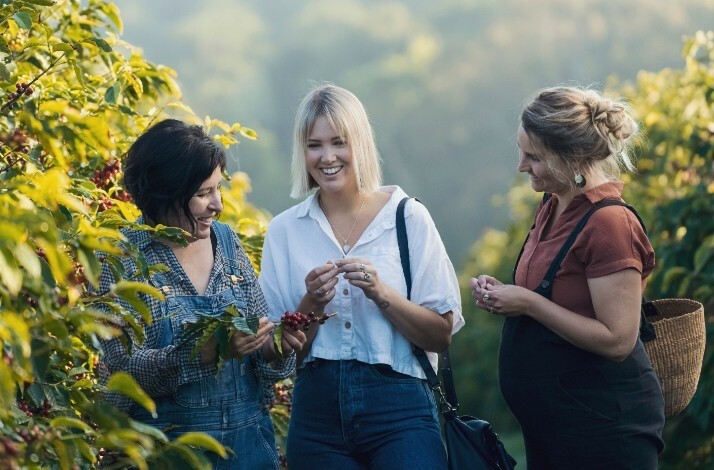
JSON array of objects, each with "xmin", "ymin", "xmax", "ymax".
[
  {"xmin": 396, "ymin": 197, "xmax": 415, "ymax": 300},
  {"xmin": 512, "ymin": 193, "xmax": 552, "ymax": 284},
  {"xmin": 397, "ymin": 197, "xmax": 459, "ymax": 417}
]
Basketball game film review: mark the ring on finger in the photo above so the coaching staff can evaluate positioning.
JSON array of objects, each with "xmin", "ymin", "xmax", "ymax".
[
  {"xmin": 483, "ymin": 293, "xmax": 490, "ymax": 301},
  {"xmin": 359, "ymin": 263, "xmax": 366, "ymax": 272},
  {"xmin": 315, "ymin": 289, "xmax": 324, "ymax": 297},
  {"xmin": 364, "ymin": 272, "xmax": 371, "ymax": 281}
]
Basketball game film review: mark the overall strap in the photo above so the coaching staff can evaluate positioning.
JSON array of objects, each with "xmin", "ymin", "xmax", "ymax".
[
  {"xmin": 513, "ymin": 192, "xmax": 552, "ymax": 284},
  {"xmin": 535, "ymin": 199, "xmax": 643, "ymax": 299},
  {"xmin": 529, "ymin": 198, "xmax": 656, "ymax": 342},
  {"xmin": 397, "ymin": 197, "xmax": 459, "ymax": 416},
  {"xmin": 212, "ymin": 221, "xmax": 238, "ymax": 261}
]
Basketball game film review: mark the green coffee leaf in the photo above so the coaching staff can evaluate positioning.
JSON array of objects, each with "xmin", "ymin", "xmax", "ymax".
[
  {"xmin": 107, "ymin": 372, "xmax": 156, "ymax": 417},
  {"xmin": 12, "ymin": 12, "xmax": 32, "ymax": 30},
  {"xmin": 176, "ymin": 433, "xmax": 228, "ymax": 458}
]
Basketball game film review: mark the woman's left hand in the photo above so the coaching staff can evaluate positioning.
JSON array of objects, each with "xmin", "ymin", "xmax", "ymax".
[
  {"xmin": 334, "ymin": 258, "xmax": 382, "ymax": 301},
  {"xmin": 279, "ymin": 325, "xmax": 307, "ymax": 356},
  {"xmin": 228, "ymin": 317, "xmax": 274, "ymax": 358},
  {"xmin": 200, "ymin": 317, "xmax": 274, "ymax": 364}
]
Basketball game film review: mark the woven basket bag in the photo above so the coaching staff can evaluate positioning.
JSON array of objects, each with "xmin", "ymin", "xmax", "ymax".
[{"xmin": 642, "ymin": 298, "xmax": 706, "ymax": 419}]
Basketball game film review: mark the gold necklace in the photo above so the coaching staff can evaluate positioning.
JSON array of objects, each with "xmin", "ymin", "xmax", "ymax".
[{"xmin": 320, "ymin": 193, "xmax": 367, "ymax": 254}]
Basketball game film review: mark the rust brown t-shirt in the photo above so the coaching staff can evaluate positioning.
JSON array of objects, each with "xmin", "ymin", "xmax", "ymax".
[{"xmin": 515, "ymin": 181, "xmax": 655, "ymax": 319}]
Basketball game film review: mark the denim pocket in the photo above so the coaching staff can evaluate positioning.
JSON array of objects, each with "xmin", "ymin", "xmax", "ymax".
[
  {"xmin": 168, "ymin": 302, "xmax": 200, "ymax": 345},
  {"xmin": 368, "ymin": 363, "xmax": 421, "ymax": 383},
  {"xmin": 173, "ymin": 378, "xmax": 209, "ymax": 408}
]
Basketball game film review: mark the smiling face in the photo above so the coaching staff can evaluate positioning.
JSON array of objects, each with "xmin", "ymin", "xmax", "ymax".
[
  {"xmin": 166, "ymin": 165, "xmax": 223, "ymax": 240},
  {"xmin": 517, "ymin": 125, "xmax": 569, "ymax": 195},
  {"xmin": 305, "ymin": 115, "xmax": 357, "ymax": 195}
]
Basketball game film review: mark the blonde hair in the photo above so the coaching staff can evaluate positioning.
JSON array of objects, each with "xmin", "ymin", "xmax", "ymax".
[
  {"xmin": 290, "ymin": 84, "xmax": 382, "ymax": 198},
  {"xmin": 520, "ymin": 86, "xmax": 639, "ymax": 187}
]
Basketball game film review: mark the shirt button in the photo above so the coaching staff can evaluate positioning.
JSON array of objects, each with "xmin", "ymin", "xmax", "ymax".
[
  {"xmin": 345, "ymin": 321, "xmax": 352, "ymax": 329},
  {"xmin": 343, "ymin": 288, "xmax": 349, "ymax": 296}
]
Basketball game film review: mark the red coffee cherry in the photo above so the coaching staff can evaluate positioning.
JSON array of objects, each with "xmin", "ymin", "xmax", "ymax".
[{"xmin": 279, "ymin": 311, "xmax": 336, "ymax": 331}]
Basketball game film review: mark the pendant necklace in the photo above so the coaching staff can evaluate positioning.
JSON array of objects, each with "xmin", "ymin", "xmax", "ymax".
[{"xmin": 320, "ymin": 193, "xmax": 367, "ymax": 254}]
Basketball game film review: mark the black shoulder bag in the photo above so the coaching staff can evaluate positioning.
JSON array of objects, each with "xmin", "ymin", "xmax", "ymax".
[{"xmin": 397, "ymin": 197, "xmax": 516, "ymax": 470}]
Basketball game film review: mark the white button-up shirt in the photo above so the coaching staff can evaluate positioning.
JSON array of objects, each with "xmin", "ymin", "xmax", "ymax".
[{"xmin": 259, "ymin": 186, "xmax": 464, "ymax": 378}]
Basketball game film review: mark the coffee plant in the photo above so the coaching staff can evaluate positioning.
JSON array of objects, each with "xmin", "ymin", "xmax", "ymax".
[{"xmin": 0, "ymin": 1, "xmax": 268, "ymax": 468}]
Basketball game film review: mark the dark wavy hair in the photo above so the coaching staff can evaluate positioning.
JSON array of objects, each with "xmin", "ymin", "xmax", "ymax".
[{"xmin": 122, "ymin": 119, "xmax": 226, "ymax": 233}]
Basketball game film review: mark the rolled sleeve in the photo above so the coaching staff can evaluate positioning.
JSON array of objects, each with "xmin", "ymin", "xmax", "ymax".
[{"xmin": 405, "ymin": 200, "xmax": 464, "ymax": 333}]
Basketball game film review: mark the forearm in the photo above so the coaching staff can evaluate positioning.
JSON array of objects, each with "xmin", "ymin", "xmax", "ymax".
[
  {"xmin": 374, "ymin": 284, "xmax": 453, "ymax": 352},
  {"xmin": 102, "ymin": 339, "xmax": 181, "ymax": 396},
  {"xmin": 254, "ymin": 347, "xmax": 297, "ymax": 384}
]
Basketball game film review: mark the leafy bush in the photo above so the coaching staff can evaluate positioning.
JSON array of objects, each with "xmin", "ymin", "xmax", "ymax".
[{"xmin": 0, "ymin": 1, "xmax": 265, "ymax": 468}]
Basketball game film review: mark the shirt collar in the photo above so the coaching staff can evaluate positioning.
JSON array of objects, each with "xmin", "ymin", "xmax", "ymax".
[
  {"xmin": 297, "ymin": 186, "xmax": 405, "ymax": 222},
  {"xmin": 581, "ymin": 181, "xmax": 624, "ymax": 204},
  {"xmin": 296, "ymin": 192, "xmax": 319, "ymax": 219}
]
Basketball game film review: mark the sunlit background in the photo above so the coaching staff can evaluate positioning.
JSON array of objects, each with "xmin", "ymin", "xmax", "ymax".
[
  {"xmin": 112, "ymin": 0, "xmax": 714, "ymax": 269},
  {"xmin": 84, "ymin": 2, "xmax": 714, "ymax": 465}
]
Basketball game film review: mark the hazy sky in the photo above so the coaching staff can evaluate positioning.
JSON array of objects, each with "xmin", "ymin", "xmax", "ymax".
[{"xmin": 109, "ymin": 0, "xmax": 714, "ymax": 266}]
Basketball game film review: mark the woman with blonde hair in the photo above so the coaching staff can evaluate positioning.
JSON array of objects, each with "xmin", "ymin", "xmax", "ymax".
[
  {"xmin": 471, "ymin": 86, "xmax": 665, "ymax": 469},
  {"xmin": 259, "ymin": 84, "xmax": 464, "ymax": 469}
]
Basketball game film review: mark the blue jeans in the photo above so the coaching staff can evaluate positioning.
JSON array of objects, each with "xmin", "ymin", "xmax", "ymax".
[{"xmin": 287, "ymin": 359, "xmax": 447, "ymax": 470}]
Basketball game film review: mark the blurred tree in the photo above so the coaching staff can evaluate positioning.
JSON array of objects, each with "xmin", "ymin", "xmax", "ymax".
[
  {"xmin": 0, "ymin": 0, "xmax": 262, "ymax": 468},
  {"xmin": 618, "ymin": 30, "xmax": 714, "ymax": 469},
  {"xmin": 457, "ymin": 30, "xmax": 714, "ymax": 468},
  {"xmin": 111, "ymin": 0, "xmax": 714, "ymax": 267}
]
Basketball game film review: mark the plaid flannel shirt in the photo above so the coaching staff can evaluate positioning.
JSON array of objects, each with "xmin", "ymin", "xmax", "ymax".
[{"xmin": 95, "ymin": 217, "xmax": 295, "ymax": 411}]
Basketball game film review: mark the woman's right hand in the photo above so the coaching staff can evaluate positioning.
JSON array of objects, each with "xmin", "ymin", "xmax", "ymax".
[{"xmin": 303, "ymin": 261, "xmax": 340, "ymax": 308}]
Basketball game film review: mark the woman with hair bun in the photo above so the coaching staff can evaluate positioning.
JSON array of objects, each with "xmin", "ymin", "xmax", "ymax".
[{"xmin": 470, "ymin": 86, "xmax": 664, "ymax": 469}]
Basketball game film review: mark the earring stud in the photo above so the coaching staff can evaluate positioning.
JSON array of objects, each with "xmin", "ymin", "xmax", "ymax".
[{"xmin": 575, "ymin": 173, "xmax": 586, "ymax": 188}]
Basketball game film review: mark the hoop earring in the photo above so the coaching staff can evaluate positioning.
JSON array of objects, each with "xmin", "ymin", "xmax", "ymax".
[{"xmin": 574, "ymin": 172, "xmax": 586, "ymax": 188}]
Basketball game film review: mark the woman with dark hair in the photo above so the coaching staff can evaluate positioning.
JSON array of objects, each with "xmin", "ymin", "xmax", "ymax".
[
  {"xmin": 470, "ymin": 86, "xmax": 664, "ymax": 469},
  {"xmin": 97, "ymin": 119, "xmax": 306, "ymax": 469}
]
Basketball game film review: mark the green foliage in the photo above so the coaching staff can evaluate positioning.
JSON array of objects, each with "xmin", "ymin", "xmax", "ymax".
[
  {"xmin": 181, "ymin": 305, "xmax": 260, "ymax": 372},
  {"xmin": 619, "ymin": 30, "xmax": 714, "ymax": 314},
  {"xmin": 459, "ymin": 31, "xmax": 714, "ymax": 469},
  {"xmin": 617, "ymin": 30, "xmax": 714, "ymax": 469},
  {"xmin": 0, "ymin": 0, "xmax": 266, "ymax": 467},
  {"xmin": 113, "ymin": 0, "xmax": 714, "ymax": 268}
]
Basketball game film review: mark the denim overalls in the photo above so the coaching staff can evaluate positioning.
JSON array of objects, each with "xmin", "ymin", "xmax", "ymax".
[{"xmin": 131, "ymin": 223, "xmax": 280, "ymax": 469}]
